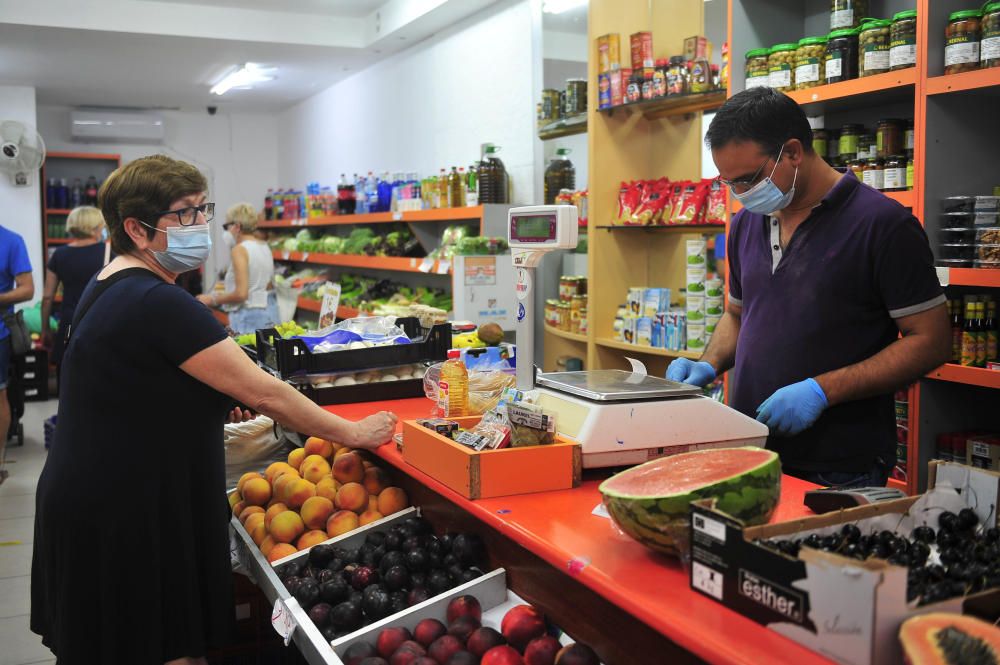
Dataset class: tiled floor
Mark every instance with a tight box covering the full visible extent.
[0,398,58,665]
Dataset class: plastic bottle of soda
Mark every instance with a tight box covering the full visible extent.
[438,350,469,417]
[85,176,99,206]
[264,189,274,220]
[70,178,83,207]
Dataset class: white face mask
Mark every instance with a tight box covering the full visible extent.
[731,144,798,215]
[141,222,213,272]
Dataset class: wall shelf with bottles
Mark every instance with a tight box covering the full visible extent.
[538,114,588,141]
[41,152,120,255]
[258,206,486,229]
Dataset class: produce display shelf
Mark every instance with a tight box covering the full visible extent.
[785,68,916,110]
[942,267,1000,288]
[595,337,701,359]
[294,297,362,320]
[600,90,727,120]
[45,208,72,215]
[926,68,1000,96]
[594,223,726,232]
[272,250,450,274]
[544,324,588,343]
[538,113,588,140]
[327,398,830,665]
[925,363,1000,390]
[258,206,484,229]
[45,238,72,245]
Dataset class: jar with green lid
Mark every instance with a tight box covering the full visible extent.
[981,3,1000,68]
[744,48,771,89]
[768,43,797,91]
[857,131,877,160]
[859,19,891,77]
[862,157,884,190]
[876,118,903,158]
[812,128,829,158]
[795,37,827,89]
[945,10,982,75]
[839,124,863,158]
[831,0,868,30]
[883,155,906,192]
[890,10,917,70]
[826,28,859,82]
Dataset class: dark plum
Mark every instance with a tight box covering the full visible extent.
[451,534,485,565]
[294,578,320,609]
[320,577,351,605]
[405,549,429,572]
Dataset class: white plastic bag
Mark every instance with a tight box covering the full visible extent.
[223,416,288,489]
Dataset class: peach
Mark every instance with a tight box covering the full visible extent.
[333,452,365,484]
[243,514,265,538]
[231,500,246,517]
[264,461,295,482]
[378,487,409,516]
[362,460,373,470]
[228,492,241,510]
[359,508,384,526]
[287,447,307,471]
[264,502,288,528]
[239,505,265,524]
[300,496,335,530]
[335,482,368,513]
[304,436,333,459]
[368,494,379,512]
[237,471,263,494]
[297,529,329,550]
[242,477,272,506]
[300,455,332,484]
[326,510,360,538]
[334,446,355,459]
[267,543,297,563]
[273,471,301,503]
[286,478,317,510]
[316,477,340,503]
[269,510,305,544]
[250,521,269,546]
[259,535,277,558]
[363,466,391,496]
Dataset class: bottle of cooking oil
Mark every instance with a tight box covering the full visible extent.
[544,148,576,204]
[438,350,469,417]
[448,167,464,208]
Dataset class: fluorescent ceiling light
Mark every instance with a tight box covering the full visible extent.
[210,63,277,96]
[542,0,586,14]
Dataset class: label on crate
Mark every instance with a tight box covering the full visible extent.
[691,561,725,601]
[270,599,297,645]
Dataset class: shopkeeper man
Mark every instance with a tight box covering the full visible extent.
[667,87,951,488]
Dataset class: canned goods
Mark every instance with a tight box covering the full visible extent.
[564,79,587,116]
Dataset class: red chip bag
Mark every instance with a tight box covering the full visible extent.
[671,181,709,224]
[616,181,641,225]
[704,178,727,224]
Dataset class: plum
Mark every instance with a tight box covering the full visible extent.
[446,595,482,624]
[467,627,506,657]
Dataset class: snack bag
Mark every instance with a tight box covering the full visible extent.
[704,178,727,224]
[663,181,688,224]
[616,181,641,225]
[671,181,710,224]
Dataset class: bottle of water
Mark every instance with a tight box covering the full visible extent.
[365,172,378,212]
[354,173,367,214]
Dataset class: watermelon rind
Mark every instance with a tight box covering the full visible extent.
[598,446,781,557]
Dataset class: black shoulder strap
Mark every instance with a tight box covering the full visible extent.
[67,268,152,343]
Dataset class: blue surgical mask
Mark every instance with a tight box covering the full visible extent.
[141,222,212,273]
[100,227,108,242]
[731,145,798,215]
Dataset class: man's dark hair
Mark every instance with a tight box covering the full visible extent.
[705,87,813,155]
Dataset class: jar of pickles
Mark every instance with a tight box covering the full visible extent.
[884,155,907,192]
[890,10,917,70]
[859,19,891,77]
[945,10,982,75]
[831,0,868,30]
[795,37,827,89]
[768,43,797,91]
[839,124,863,159]
[984,3,1000,68]
[745,48,771,89]
[826,28,859,82]
[876,118,903,158]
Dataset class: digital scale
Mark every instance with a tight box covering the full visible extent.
[508,205,768,468]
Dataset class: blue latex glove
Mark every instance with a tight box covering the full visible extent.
[756,378,828,436]
[666,358,716,387]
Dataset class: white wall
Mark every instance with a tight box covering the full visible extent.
[0,86,43,300]
[278,0,538,204]
[36,106,280,280]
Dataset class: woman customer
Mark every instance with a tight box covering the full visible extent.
[196,203,279,333]
[40,205,109,374]
[30,155,397,665]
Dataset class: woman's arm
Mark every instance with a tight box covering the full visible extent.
[180,337,397,448]
[40,269,59,344]
[196,245,249,307]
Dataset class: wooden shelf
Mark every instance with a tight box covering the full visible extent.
[594,337,700,359]
[594,223,726,232]
[926,69,1000,97]
[295,297,360,319]
[45,209,72,215]
[939,268,1000,288]
[785,68,917,109]
[926,364,1000,390]
[600,90,727,120]
[544,324,588,343]
[273,250,450,274]
[45,238,72,245]
[883,190,915,207]
[538,114,587,141]
[258,206,484,229]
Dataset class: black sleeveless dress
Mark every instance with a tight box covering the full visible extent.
[31,268,234,664]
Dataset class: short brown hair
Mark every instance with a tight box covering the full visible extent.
[98,154,208,254]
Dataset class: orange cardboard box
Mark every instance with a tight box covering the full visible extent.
[402,417,582,499]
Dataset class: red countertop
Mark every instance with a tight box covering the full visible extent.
[327,398,833,665]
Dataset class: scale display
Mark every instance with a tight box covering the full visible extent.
[510,214,556,243]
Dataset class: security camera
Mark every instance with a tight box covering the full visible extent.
[207,106,218,116]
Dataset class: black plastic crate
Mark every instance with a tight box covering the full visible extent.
[292,376,426,406]
[256,317,450,379]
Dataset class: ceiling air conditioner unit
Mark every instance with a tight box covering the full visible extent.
[70,110,165,143]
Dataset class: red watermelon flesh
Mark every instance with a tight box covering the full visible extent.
[601,446,777,496]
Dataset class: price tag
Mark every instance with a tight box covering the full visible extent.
[392,211,403,221]
[271,599,297,645]
[936,266,950,287]
[436,260,451,275]
[418,258,434,273]
[281,251,290,260]
[319,284,342,328]
[301,252,310,262]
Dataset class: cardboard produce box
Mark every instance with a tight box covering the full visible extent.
[688,462,1000,665]
[402,417,582,499]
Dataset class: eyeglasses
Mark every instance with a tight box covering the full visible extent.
[151,202,215,226]
[222,221,234,230]
[716,156,774,193]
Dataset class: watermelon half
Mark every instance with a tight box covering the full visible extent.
[598,446,781,557]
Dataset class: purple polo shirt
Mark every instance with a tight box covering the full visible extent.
[728,173,944,472]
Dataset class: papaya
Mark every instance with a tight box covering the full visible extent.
[900,613,1000,665]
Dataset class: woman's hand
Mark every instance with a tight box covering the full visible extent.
[351,411,399,449]
[195,293,215,307]
[228,406,256,423]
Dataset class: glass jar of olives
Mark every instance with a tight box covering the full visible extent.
[768,43,797,91]
[981,3,1000,69]
[794,37,827,89]
[826,28,859,82]
[890,10,917,71]
[831,0,868,30]
[945,10,982,75]
[745,48,771,89]
[859,19,891,77]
